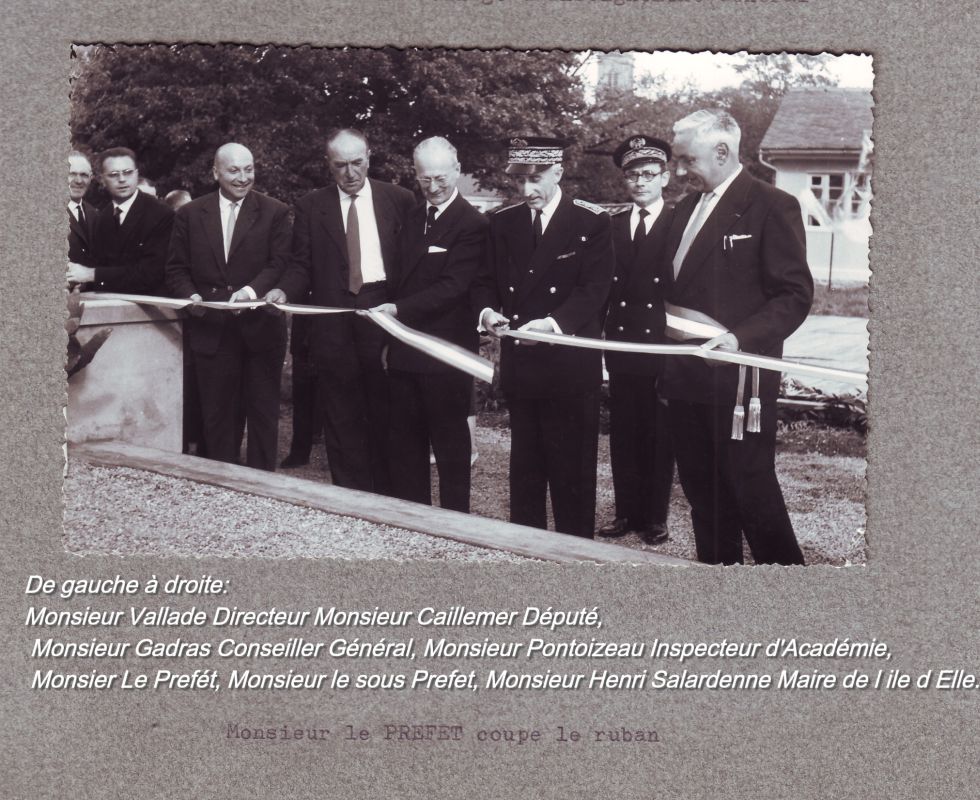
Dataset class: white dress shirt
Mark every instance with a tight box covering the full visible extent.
[426,188,459,229]
[678,165,743,243]
[69,201,86,223]
[218,192,257,299]
[630,197,665,238]
[112,191,139,225]
[339,180,385,283]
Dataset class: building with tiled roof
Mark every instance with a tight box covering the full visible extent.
[760,87,874,284]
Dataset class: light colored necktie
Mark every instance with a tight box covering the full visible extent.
[347,194,362,293]
[672,191,714,278]
[224,201,239,260]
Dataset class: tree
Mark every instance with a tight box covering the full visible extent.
[70,45,587,204]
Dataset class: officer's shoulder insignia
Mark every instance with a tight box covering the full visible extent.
[611,206,631,217]
[573,198,606,215]
[490,202,524,215]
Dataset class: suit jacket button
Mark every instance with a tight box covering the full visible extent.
[653,277,660,284]
[508,286,514,292]
[617,326,624,332]
[645,329,651,334]
[226,285,233,291]
[646,303,653,309]
[619,301,626,307]
[512,314,519,321]
[528,270,534,275]
[549,287,556,294]
[613,276,618,282]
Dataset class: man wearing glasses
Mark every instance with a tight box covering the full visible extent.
[598,135,676,546]
[67,147,174,295]
[371,136,488,512]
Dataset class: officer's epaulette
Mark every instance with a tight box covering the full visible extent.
[573,198,606,215]
[489,201,525,215]
[611,206,631,216]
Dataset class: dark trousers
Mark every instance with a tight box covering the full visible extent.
[388,369,473,512]
[507,391,600,539]
[193,319,287,472]
[316,283,390,494]
[285,328,321,462]
[668,398,804,566]
[608,372,674,527]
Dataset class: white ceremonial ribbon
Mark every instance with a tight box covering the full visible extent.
[85,293,493,382]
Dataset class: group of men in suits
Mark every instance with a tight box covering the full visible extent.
[68,108,813,566]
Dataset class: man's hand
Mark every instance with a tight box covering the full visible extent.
[66,263,95,285]
[480,309,510,338]
[229,288,253,304]
[515,317,558,347]
[264,288,287,305]
[187,293,206,318]
[370,303,398,317]
[699,332,739,367]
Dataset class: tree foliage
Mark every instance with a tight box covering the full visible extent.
[70,45,585,204]
[71,47,837,207]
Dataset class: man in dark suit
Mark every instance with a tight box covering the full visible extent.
[68,150,98,265]
[663,109,814,565]
[474,137,614,539]
[371,136,488,512]
[166,143,291,471]
[266,129,415,493]
[599,135,676,546]
[67,147,173,295]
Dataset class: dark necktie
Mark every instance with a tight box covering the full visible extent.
[113,205,122,229]
[347,194,362,294]
[425,205,438,235]
[532,209,543,246]
[76,203,86,226]
[634,208,649,244]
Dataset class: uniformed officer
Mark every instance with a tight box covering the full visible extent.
[473,136,614,538]
[598,135,676,545]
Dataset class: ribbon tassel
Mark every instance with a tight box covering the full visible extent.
[731,364,747,441]
[747,367,761,433]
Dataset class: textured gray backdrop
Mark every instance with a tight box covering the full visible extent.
[2,1,978,797]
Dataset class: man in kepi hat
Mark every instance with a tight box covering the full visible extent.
[598,135,676,546]
[473,136,614,539]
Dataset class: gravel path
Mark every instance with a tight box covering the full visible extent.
[65,420,865,566]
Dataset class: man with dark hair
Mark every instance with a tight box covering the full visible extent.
[474,136,614,539]
[266,129,415,493]
[664,109,814,565]
[67,150,98,266]
[371,136,488,512]
[166,143,291,471]
[67,146,173,294]
[599,134,676,546]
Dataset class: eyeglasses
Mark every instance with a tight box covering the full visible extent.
[625,169,664,183]
[104,169,136,180]
[417,176,452,188]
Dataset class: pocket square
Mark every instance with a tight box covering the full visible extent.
[556,250,577,261]
[428,245,447,254]
[723,234,753,251]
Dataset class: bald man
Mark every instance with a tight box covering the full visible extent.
[166,143,292,471]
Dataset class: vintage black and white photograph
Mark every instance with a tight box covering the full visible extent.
[63,45,872,567]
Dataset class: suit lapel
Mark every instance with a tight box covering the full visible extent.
[397,203,428,289]
[200,193,226,275]
[319,188,349,265]
[228,191,258,261]
[521,194,575,295]
[673,170,754,296]
[371,179,403,271]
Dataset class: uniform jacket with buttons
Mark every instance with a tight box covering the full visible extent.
[165,189,291,356]
[472,193,614,398]
[89,190,174,295]
[387,193,488,373]
[660,169,813,406]
[604,204,674,376]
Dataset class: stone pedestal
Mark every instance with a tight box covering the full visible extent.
[67,296,184,452]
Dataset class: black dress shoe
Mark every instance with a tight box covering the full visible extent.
[598,517,632,538]
[639,523,669,546]
[279,453,310,468]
